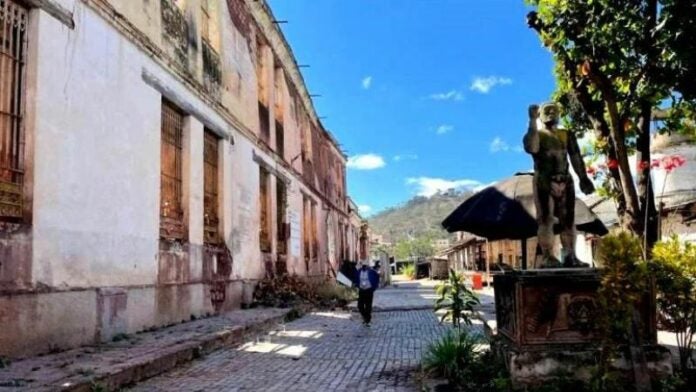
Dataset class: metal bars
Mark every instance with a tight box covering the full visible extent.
[160,100,185,240]
[259,167,271,252]
[203,129,219,244]
[0,0,27,220]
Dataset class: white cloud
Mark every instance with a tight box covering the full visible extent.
[347,153,386,170]
[490,137,510,152]
[428,90,464,101]
[361,76,372,90]
[393,154,419,162]
[470,76,512,94]
[490,137,523,153]
[358,205,372,215]
[406,177,483,197]
[436,124,454,135]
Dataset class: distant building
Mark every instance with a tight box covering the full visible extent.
[434,238,450,250]
[347,198,369,261]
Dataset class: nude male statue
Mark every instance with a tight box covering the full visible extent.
[523,102,595,268]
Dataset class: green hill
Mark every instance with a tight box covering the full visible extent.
[368,189,471,244]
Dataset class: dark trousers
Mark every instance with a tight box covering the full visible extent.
[358,289,374,323]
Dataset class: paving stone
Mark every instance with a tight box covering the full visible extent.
[129,309,471,391]
[0,308,290,391]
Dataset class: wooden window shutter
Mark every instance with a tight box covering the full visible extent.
[160,100,186,240]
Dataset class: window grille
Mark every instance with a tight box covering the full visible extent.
[0,0,28,221]
[160,100,186,240]
[259,167,271,252]
[258,102,270,144]
[276,178,287,254]
[275,120,284,158]
[311,202,318,261]
[200,0,210,44]
[303,196,311,264]
[203,129,220,244]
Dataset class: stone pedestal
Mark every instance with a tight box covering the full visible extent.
[493,269,671,386]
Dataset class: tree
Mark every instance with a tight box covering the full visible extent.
[651,236,696,372]
[434,269,481,329]
[526,0,696,257]
[393,236,436,261]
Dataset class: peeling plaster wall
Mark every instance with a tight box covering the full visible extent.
[31,5,161,288]
[0,0,349,358]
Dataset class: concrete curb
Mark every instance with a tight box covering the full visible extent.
[74,310,291,392]
[3,309,294,392]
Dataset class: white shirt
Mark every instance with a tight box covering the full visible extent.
[359,270,372,290]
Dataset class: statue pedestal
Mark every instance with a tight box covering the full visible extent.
[493,269,671,386]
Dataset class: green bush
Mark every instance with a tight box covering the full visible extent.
[594,231,659,390]
[423,330,509,391]
[422,329,481,383]
[595,231,650,346]
[435,269,480,329]
[652,235,696,372]
[401,263,416,280]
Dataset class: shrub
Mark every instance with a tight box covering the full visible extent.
[253,275,358,309]
[401,263,416,280]
[595,231,650,345]
[423,330,509,391]
[315,281,357,307]
[651,235,696,372]
[434,269,480,329]
[422,329,482,383]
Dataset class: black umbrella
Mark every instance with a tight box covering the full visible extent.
[442,173,608,267]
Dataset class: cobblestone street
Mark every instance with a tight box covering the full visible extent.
[129,309,449,392]
[126,278,467,392]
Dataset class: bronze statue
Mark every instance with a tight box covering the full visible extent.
[524,102,595,268]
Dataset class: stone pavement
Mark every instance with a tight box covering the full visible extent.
[348,277,439,312]
[129,277,489,392]
[128,310,457,392]
[0,308,291,391]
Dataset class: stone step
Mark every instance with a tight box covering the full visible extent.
[0,308,294,391]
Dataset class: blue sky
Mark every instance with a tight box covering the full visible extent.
[268,0,557,216]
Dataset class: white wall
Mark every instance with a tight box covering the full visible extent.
[25,2,320,289]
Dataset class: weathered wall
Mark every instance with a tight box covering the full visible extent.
[0,0,350,358]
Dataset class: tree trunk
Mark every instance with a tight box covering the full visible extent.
[637,105,659,258]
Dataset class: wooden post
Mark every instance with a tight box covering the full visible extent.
[521,238,528,270]
[485,239,490,286]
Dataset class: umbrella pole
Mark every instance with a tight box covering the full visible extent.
[521,238,528,270]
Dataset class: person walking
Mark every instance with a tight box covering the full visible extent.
[353,263,379,326]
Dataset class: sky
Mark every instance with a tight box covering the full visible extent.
[268,0,558,217]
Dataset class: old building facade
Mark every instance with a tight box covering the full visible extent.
[0,0,356,358]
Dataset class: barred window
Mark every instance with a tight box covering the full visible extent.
[276,178,287,255]
[203,129,220,244]
[311,201,318,261]
[259,167,271,252]
[258,102,269,144]
[275,119,284,159]
[0,0,28,221]
[303,196,311,264]
[160,100,186,240]
[200,0,211,44]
